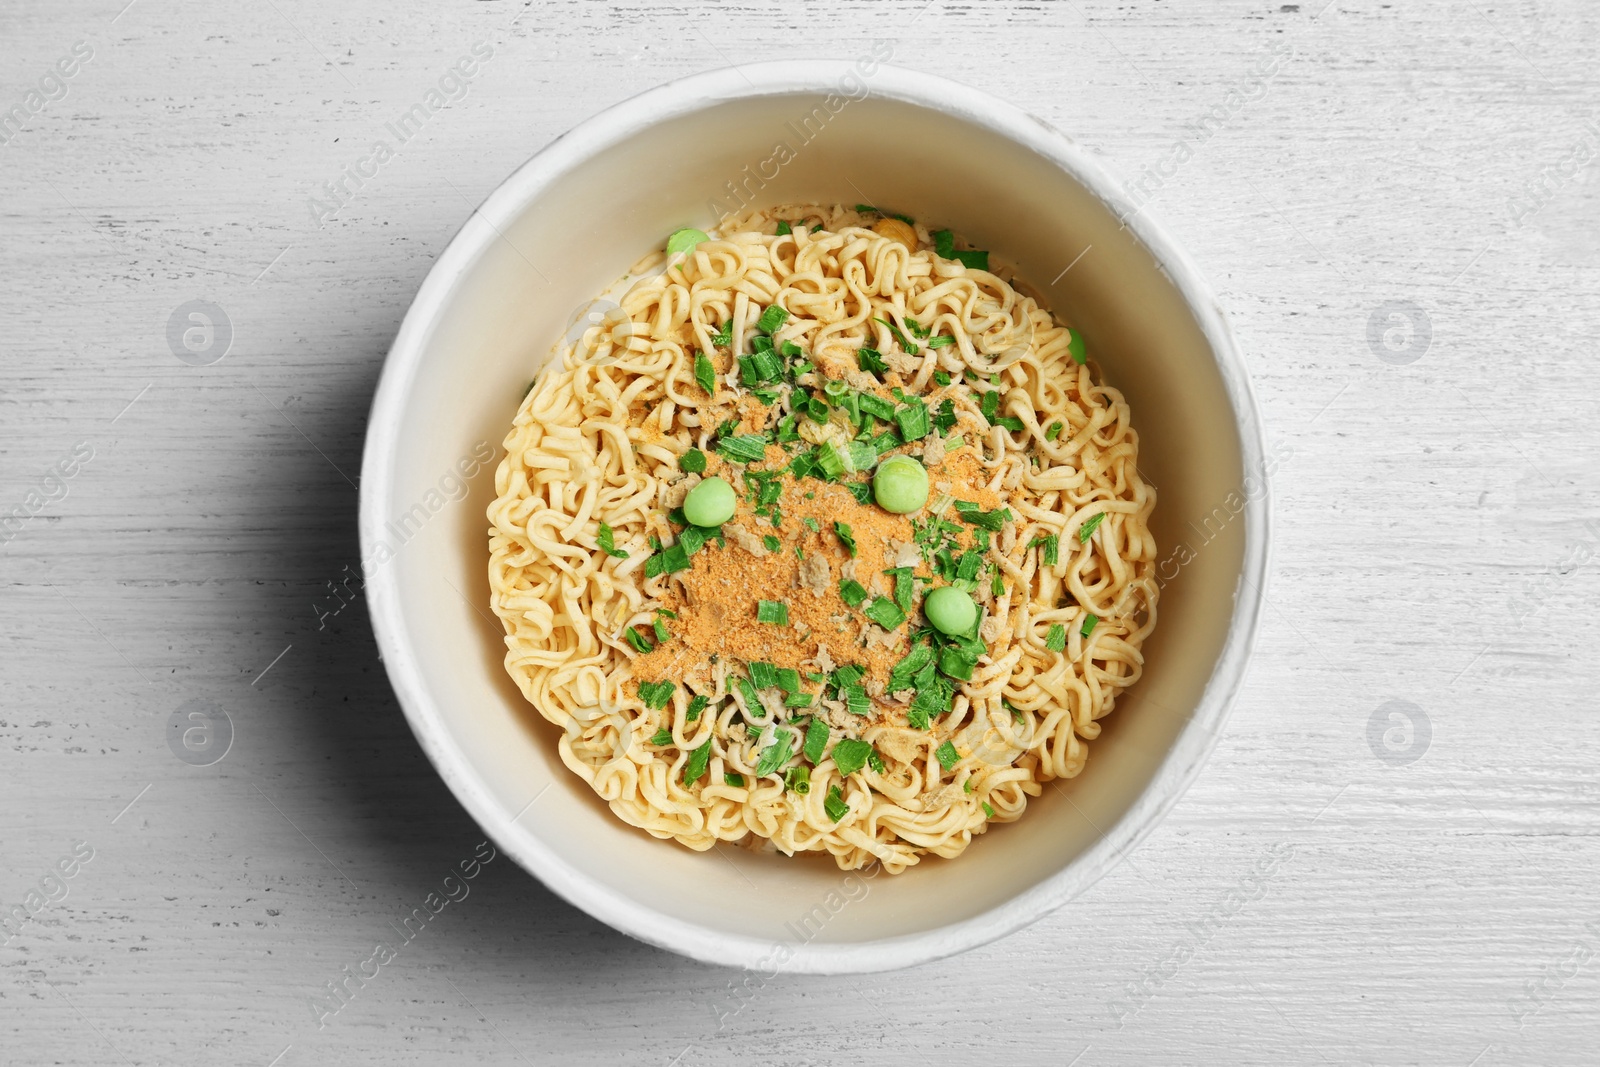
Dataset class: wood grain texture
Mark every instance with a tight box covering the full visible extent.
[2,0,1598,1063]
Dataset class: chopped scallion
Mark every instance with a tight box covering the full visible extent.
[954,503,1012,531]
[597,523,629,560]
[864,596,907,630]
[873,315,920,355]
[638,679,674,708]
[832,663,866,690]
[816,440,847,480]
[830,738,873,777]
[660,543,691,573]
[888,644,933,693]
[755,305,789,333]
[980,389,1001,425]
[678,525,710,557]
[885,567,914,614]
[716,434,769,464]
[858,393,896,421]
[694,352,717,395]
[834,521,858,557]
[685,739,712,784]
[894,399,930,442]
[755,730,793,777]
[803,717,828,763]
[738,350,783,386]
[824,785,849,822]
[937,646,976,681]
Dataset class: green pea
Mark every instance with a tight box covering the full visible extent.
[924,586,977,636]
[683,476,736,527]
[872,455,929,514]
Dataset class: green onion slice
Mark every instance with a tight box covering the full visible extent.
[666,228,709,257]
[597,523,629,560]
[716,434,769,464]
[1045,623,1066,652]
[755,730,793,777]
[830,738,873,777]
[685,739,712,784]
[834,522,858,557]
[1078,512,1105,542]
[824,785,849,822]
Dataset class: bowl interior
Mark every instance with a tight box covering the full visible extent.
[363,65,1259,971]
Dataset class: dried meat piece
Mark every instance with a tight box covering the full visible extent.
[798,551,831,597]
[724,523,769,558]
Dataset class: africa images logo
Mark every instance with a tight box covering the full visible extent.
[307,43,495,228]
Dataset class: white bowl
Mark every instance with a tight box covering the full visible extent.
[359,60,1269,974]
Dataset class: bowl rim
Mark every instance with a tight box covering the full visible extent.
[359,59,1271,974]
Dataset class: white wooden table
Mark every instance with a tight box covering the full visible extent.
[4,1,1597,1063]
